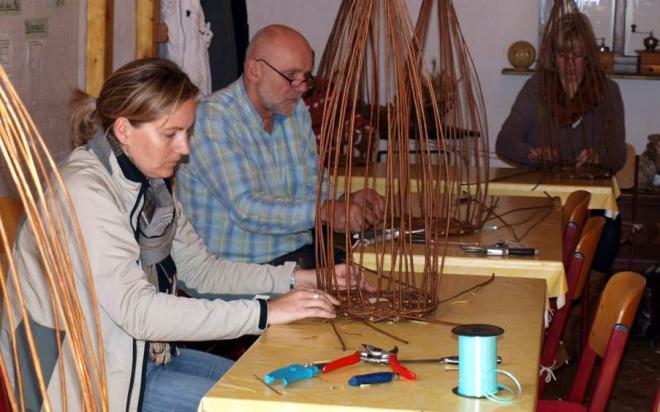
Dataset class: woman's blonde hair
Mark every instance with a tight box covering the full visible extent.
[70,58,199,147]
[553,12,598,57]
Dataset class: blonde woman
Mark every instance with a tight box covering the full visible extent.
[1,58,364,412]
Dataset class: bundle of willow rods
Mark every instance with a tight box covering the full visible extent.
[536,0,619,178]
[313,0,452,321]
[415,0,490,233]
[0,65,107,411]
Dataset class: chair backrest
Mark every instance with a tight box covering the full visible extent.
[567,271,646,412]
[562,190,591,229]
[572,216,606,301]
[562,190,591,267]
[588,271,645,356]
[0,196,24,253]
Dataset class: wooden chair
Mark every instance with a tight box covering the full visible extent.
[0,197,23,411]
[562,190,591,268]
[653,384,660,412]
[0,196,24,253]
[574,217,606,350]
[538,216,605,397]
[538,271,646,412]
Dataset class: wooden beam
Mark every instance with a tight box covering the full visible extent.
[136,0,160,59]
[86,0,113,97]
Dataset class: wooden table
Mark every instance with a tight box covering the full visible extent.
[352,195,567,300]
[199,274,546,412]
[334,165,620,213]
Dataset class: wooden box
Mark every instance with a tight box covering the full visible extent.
[638,51,660,75]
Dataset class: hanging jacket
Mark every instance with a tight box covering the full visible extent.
[161,0,214,95]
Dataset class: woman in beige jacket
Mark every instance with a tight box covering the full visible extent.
[1,58,363,412]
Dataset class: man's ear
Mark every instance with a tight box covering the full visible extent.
[113,117,132,145]
[244,58,260,82]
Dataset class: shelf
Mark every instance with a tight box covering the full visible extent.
[501,67,660,80]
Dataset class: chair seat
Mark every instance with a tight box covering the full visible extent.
[537,400,586,412]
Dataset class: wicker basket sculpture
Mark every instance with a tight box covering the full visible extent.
[415,0,491,234]
[312,0,454,322]
[536,0,622,178]
[0,65,107,410]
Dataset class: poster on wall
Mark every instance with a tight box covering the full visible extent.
[0,38,11,79]
[0,0,20,15]
[0,0,81,196]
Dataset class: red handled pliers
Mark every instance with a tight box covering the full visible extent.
[321,344,416,381]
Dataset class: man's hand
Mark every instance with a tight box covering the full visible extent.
[575,148,600,168]
[350,189,385,226]
[321,189,385,233]
[334,263,376,292]
[267,288,339,325]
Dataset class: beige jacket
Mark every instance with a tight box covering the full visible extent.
[1,139,292,411]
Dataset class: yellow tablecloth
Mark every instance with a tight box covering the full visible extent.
[199,274,546,412]
[486,168,620,213]
[352,196,567,300]
[334,166,620,213]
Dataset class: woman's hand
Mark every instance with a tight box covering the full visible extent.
[528,146,558,162]
[575,148,600,167]
[293,265,376,292]
[267,288,339,325]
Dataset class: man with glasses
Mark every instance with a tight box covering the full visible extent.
[176,24,384,269]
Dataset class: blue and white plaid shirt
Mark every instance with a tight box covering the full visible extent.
[176,77,322,263]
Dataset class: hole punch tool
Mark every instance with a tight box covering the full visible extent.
[399,355,502,364]
[461,242,537,256]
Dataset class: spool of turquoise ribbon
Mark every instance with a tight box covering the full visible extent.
[452,324,521,403]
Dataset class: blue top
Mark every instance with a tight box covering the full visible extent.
[176,77,323,263]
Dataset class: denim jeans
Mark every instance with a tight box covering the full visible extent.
[142,348,234,412]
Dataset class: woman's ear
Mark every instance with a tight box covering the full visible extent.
[113,117,132,146]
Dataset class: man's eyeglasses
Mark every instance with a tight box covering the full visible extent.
[256,59,315,88]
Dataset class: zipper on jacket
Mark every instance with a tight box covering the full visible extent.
[136,342,149,411]
[125,339,138,412]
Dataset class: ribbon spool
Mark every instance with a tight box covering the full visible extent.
[451,324,521,404]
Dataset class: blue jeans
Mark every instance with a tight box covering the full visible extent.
[142,348,234,412]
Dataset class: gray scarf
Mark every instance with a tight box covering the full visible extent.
[89,132,179,365]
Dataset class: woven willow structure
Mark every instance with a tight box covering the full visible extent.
[415,0,490,233]
[0,65,107,411]
[313,0,454,321]
[536,0,620,178]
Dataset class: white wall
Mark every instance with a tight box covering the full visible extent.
[246,0,660,164]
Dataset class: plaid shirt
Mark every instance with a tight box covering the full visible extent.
[176,77,321,263]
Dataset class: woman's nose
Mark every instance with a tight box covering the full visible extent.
[176,134,190,156]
